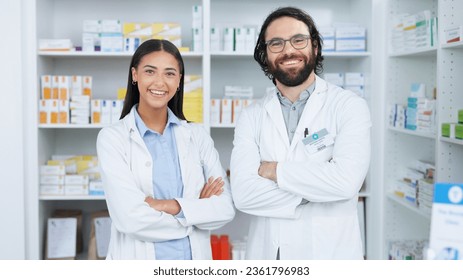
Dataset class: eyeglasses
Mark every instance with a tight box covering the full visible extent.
[265,34,311,53]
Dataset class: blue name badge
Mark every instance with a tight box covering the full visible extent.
[302,128,334,154]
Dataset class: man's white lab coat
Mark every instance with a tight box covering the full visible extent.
[231,76,371,259]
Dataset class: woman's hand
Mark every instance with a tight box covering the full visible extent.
[200,176,224,198]
[144,197,181,216]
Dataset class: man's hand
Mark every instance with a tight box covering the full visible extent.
[258,161,278,182]
[144,196,181,216]
[200,176,224,198]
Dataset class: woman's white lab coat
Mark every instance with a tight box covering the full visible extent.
[97,106,235,259]
[231,76,371,259]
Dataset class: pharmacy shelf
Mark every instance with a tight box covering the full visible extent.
[211,51,371,58]
[388,126,436,139]
[24,0,382,260]
[39,124,107,129]
[38,51,203,58]
[389,46,438,57]
[323,51,371,57]
[39,195,105,200]
[440,137,463,146]
[386,193,431,220]
[210,124,235,128]
[441,41,463,49]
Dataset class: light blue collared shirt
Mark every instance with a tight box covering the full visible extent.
[134,107,192,260]
[276,82,316,144]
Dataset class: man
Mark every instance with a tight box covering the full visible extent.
[230,7,371,259]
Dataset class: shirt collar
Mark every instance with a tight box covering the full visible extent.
[276,81,316,105]
[134,105,180,136]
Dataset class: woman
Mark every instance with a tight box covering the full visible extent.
[97,39,235,260]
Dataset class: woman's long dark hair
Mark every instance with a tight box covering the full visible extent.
[120,39,187,120]
[254,6,324,82]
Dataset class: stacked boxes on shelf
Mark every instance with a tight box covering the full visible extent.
[389,240,428,260]
[191,5,203,52]
[441,109,463,140]
[39,74,124,125]
[40,155,103,197]
[210,85,254,126]
[390,10,438,53]
[39,75,92,125]
[389,83,436,132]
[42,4,204,53]
[210,25,257,53]
[390,159,435,215]
[319,24,367,52]
[324,72,366,98]
[444,26,462,44]
[183,75,203,123]
[123,22,182,50]
[335,26,366,52]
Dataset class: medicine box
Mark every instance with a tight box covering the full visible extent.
[39,39,72,51]
[83,20,102,33]
[221,99,232,125]
[244,27,256,53]
[51,76,59,99]
[82,76,92,97]
[41,75,52,99]
[40,175,65,185]
[456,124,463,139]
[445,26,462,44]
[58,100,69,124]
[232,99,243,124]
[58,76,70,100]
[324,73,344,87]
[71,76,83,96]
[91,99,102,124]
[89,181,104,196]
[65,184,89,196]
[223,27,234,52]
[441,123,450,137]
[344,73,365,86]
[235,27,246,52]
[192,5,202,29]
[49,100,59,124]
[210,26,221,52]
[65,175,89,185]
[40,185,65,196]
[39,99,49,124]
[40,165,66,176]
[210,99,220,126]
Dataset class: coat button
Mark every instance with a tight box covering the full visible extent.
[145,161,151,167]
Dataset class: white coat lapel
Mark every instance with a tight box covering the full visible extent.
[264,94,290,147]
[174,124,193,196]
[289,79,328,152]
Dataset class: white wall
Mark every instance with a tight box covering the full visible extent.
[0,0,26,259]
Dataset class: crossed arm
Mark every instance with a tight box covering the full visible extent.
[144,176,225,215]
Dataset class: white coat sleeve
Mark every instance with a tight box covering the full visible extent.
[230,106,303,218]
[277,97,371,202]
[97,127,191,243]
[176,128,235,230]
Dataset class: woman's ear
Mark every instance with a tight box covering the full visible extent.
[131,67,137,82]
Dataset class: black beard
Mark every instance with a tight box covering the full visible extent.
[269,54,316,87]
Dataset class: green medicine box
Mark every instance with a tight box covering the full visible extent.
[456,123,463,139]
[442,123,450,137]
[459,109,463,124]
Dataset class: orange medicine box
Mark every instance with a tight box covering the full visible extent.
[41,75,52,99]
